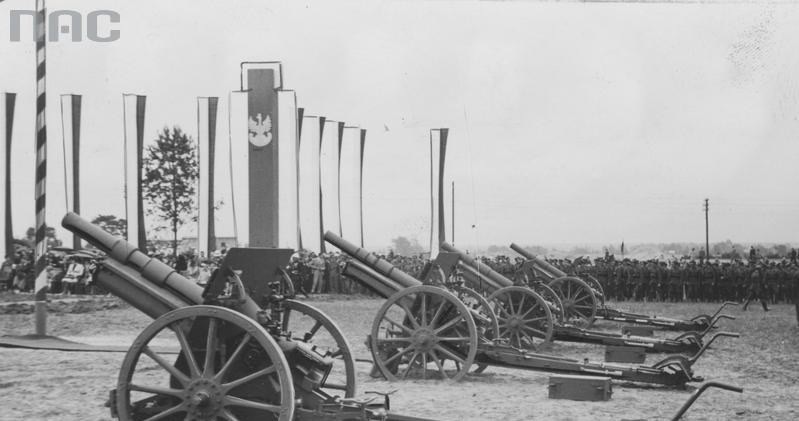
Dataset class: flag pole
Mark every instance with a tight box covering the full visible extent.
[33,0,48,336]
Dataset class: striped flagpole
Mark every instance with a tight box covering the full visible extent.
[33,0,48,335]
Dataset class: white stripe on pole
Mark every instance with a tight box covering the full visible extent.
[320,119,341,244]
[228,91,249,247]
[122,94,141,248]
[298,116,323,253]
[277,90,299,250]
[339,126,362,246]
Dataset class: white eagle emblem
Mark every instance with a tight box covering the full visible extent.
[248,113,273,147]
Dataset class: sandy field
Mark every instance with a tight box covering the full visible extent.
[1,296,797,421]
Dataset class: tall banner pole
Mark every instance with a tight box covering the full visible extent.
[0,93,15,263]
[33,0,48,336]
[359,129,366,247]
[336,122,345,237]
[122,94,147,249]
[197,97,218,259]
[242,62,282,247]
[60,94,81,249]
[429,128,448,257]
[318,117,326,253]
[296,107,304,250]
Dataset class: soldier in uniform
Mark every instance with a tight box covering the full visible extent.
[742,264,769,311]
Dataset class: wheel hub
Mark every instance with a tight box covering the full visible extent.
[411,328,438,352]
[185,378,223,417]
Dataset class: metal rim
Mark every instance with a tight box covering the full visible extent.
[370,285,478,381]
[282,299,356,397]
[548,276,598,328]
[117,305,295,421]
[488,286,554,350]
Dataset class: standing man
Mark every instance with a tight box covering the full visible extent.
[743,263,769,311]
[309,253,325,294]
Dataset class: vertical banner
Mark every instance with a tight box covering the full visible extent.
[298,116,324,253]
[60,94,81,249]
[296,107,304,250]
[277,90,299,250]
[228,91,249,246]
[339,126,362,247]
[242,62,282,247]
[359,129,367,247]
[0,93,15,262]
[429,128,448,257]
[197,97,218,259]
[123,94,147,249]
[320,119,341,247]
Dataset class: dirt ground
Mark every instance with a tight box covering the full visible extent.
[1,296,797,421]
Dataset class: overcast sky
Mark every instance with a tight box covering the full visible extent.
[1,0,799,250]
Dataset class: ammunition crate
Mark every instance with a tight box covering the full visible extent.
[548,375,612,401]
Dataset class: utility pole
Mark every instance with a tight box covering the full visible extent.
[704,198,710,259]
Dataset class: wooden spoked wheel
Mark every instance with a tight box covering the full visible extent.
[370,285,478,382]
[488,286,554,350]
[528,283,566,324]
[549,276,598,328]
[117,305,294,421]
[280,299,356,398]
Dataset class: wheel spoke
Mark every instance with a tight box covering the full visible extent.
[401,352,420,380]
[143,346,190,386]
[522,325,547,338]
[429,350,449,380]
[128,383,184,398]
[304,321,323,341]
[223,365,277,391]
[223,395,282,413]
[399,302,421,329]
[437,337,471,342]
[220,409,243,421]
[172,325,201,378]
[204,318,218,376]
[516,294,526,314]
[429,300,448,328]
[382,316,414,335]
[421,352,428,380]
[420,293,428,327]
[520,303,540,318]
[383,345,415,366]
[434,315,464,335]
[433,344,465,364]
[375,337,413,343]
[524,316,549,324]
[141,403,187,421]
[214,334,252,382]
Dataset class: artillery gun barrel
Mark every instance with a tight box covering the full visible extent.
[510,243,566,278]
[61,212,263,318]
[440,242,513,288]
[343,260,412,298]
[325,231,421,289]
[457,261,505,293]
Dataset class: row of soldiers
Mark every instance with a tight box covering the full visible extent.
[565,258,797,304]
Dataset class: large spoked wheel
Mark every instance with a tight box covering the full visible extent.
[451,286,499,375]
[370,285,478,382]
[281,299,356,397]
[549,276,598,328]
[529,283,566,323]
[581,274,605,306]
[488,286,554,350]
[117,305,294,421]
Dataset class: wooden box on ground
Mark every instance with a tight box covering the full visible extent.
[622,326,655,337]
[605,345,647,363]
[547,375,612,401]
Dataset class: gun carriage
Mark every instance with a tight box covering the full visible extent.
[509,243,737,331]
[62,212,435,421]
[436,243,732,355]
[326,232,734,387]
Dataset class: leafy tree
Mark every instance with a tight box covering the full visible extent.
[91,214,128,238]
[142,126,198,259]
[25,225,62,249]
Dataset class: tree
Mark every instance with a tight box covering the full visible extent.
[142,126,198,259]
[25,225,62,249]
[91,214,127,238]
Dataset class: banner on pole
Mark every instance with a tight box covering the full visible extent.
[298,115,324,253]
[430,128,448,257]
[339,126,362,248]
[242,62,282,247]
[123,94,146,249]
[197,97,218,259]
[277,90,299,250]
[229,91,249,247]
[0,93,15,262]
[320,119,341,248]
[60,94,81,249]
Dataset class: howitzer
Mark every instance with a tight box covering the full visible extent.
[62,212,437,421]
[438,242,718,355]
[327,232,735,386]
[509,243,737,331]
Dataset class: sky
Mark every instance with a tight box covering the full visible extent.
[1,0,799,251]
